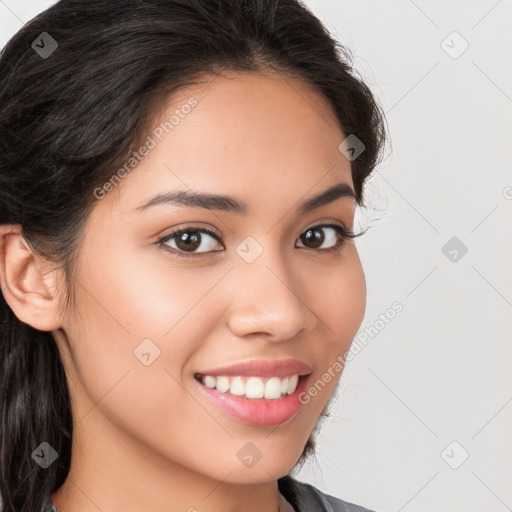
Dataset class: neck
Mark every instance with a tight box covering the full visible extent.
[51,411,287,512]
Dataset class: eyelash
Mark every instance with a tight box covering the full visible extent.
[155,223,359,260]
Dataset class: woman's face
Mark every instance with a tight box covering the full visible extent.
[54,70,366,490]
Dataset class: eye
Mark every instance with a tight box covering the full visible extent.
[157,226,223,259]
[156,223,357,260]
[296,223,356,252]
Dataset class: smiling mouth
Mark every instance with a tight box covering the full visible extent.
[194,372,305,400]
[193,371,312,427]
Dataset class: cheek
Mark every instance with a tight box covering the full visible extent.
[63,253,226,465]
[290,248,366,420]
[66,244,226,393]
[77,241,221,344]
[319,247,366,351]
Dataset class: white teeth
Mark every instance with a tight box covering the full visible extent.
[204,375,217,389]
[280,377,289,395]
[246,377,264,398]
[287,375,299,395]
[229,376,245,396]
[197,374,301,400]
[216,376,230,393]
[265,377,283,399]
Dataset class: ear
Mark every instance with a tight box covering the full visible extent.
[0,224,65,331]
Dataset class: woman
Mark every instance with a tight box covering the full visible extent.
[0,0,387,511]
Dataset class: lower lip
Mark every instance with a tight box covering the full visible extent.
[195,374,311,427]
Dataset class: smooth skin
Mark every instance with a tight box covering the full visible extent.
[0,70,366,512]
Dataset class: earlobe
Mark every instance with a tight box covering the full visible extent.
[0,224,64,331]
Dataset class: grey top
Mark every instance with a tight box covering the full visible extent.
[45,475,375,512]
[278,475,375,512]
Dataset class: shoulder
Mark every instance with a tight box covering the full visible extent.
[278,475,376,512]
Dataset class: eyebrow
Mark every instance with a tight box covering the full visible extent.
[133,182,355,216]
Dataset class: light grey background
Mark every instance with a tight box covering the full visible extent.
[1,1,511,511]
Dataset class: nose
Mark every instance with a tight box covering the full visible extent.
[226,246,318,343]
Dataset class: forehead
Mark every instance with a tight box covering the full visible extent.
[98,70,353,216]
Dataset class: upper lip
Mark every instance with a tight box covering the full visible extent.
[196,359,313,378]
